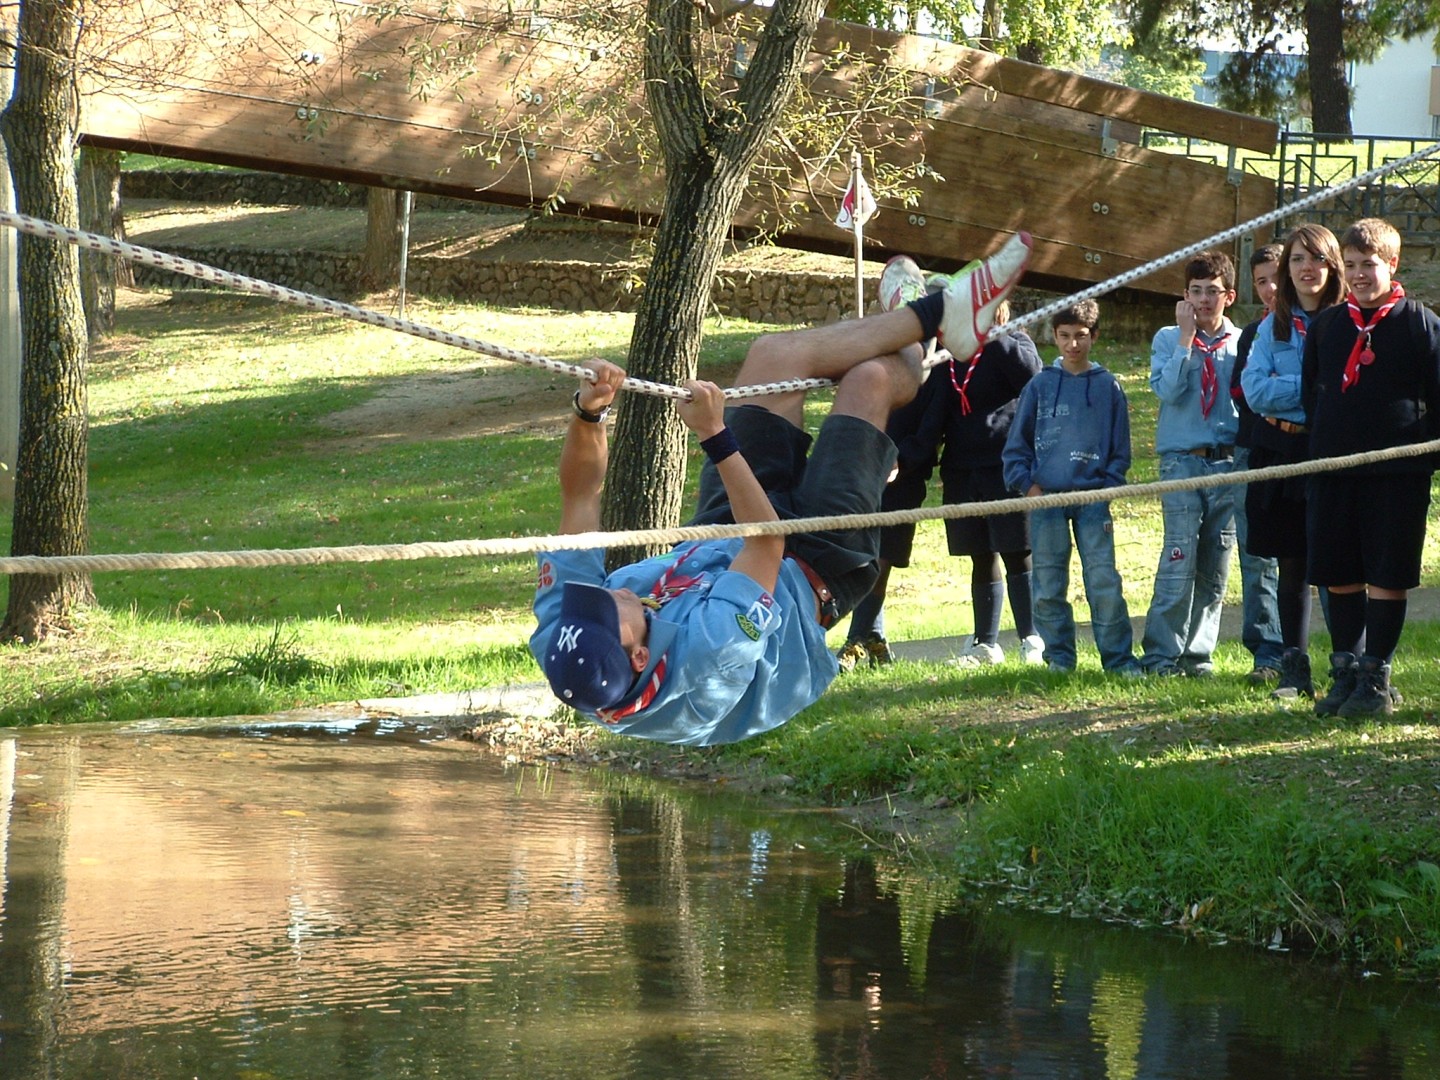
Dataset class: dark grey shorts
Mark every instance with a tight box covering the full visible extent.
[941,466,1030,556]
[690,405,898,617]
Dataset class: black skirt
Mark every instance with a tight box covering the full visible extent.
[1244,427,1309,559]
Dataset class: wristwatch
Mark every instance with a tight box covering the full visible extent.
[572,389,610,424]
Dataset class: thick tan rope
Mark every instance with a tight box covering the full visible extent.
[3,440,1435,575]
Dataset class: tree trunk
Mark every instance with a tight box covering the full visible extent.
[77,144,128,340]
[1,0,94,643]
[602,0,825,558]
[1305,0,1351,135]
[978,0,1002,51]
[362,186,401,290]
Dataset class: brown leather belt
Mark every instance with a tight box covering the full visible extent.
[1264,416,1309,435]
[788,555,839,628]
[1185,444,1234,460]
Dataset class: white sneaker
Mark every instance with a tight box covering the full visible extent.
[951,637,1005,667]
[937,231,1032,359]
[878,254,927,312]
[1019,634,1045,665]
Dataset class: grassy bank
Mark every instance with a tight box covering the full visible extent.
[4,289,1440,974]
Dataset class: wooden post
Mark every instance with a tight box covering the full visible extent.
[850,152,864,318]
[397,189,413,318]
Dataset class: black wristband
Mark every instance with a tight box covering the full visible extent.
[572,389,610,423]
[700,427,740,465]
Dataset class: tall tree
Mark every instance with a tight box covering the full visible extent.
[1132,0,1440,133]
[600,0,827,548]
[362,185,403,291]
[77,144,129,338]
[1305,0,1352,133]
[2,0,94,643]
[363,1,934,547]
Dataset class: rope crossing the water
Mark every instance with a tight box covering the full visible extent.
[2,439,1435,576]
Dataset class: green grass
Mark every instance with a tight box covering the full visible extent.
[5,289,1440,972]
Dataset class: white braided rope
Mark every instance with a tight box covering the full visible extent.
[0,209,832,402]
[4,439,1435,575]
[4,137,1439,401]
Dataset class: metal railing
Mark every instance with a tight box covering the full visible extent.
[1272,132,1440,244]
[1142,130,1440,246]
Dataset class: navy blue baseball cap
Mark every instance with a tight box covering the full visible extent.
[541,583,637,713]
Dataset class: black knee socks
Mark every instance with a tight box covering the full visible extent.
[1276,558,1311,652]
[1325,589,1367,655]
[1364,597,1407,663]
[973,579,1003,645]
[1006,569,1036,639]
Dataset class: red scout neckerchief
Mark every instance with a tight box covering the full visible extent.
[1292,315,1308,342]
[1342,282,1405,392]
[598,545,705,722]
[1193,330,1230,418]
[949,349,983,416]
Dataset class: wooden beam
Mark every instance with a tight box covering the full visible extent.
[806,22,1279,154]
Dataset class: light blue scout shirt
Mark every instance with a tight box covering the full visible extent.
[1240,310,1311,425]
[1150,319,1240,453]
[531,541,836,746]
[1002,361,1131,494]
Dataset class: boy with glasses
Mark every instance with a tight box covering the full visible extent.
[1139,251,1241,677]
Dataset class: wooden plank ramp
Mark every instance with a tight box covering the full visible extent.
[75,1,1278,297]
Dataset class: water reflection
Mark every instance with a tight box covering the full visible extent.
[0,720,1435,1079]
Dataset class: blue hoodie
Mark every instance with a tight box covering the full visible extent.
[1003,361,1131,493]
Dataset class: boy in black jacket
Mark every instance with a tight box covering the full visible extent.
[1302,218,1440,715]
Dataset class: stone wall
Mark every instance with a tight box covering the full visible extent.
[128,246,878,325]
[123,169,1171,336]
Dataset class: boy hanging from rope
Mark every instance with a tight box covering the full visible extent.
[531,232,1031,744]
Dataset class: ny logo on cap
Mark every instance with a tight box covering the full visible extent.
[557,624,583,651]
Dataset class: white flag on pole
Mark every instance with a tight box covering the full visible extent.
[834,170,877,230]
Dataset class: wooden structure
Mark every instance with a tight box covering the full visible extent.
[75,2,1279,296]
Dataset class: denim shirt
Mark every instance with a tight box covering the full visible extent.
[1150,319,1240,453]
[1239,310,1310,425]
[532,543,835,746]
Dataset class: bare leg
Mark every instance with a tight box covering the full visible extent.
[729,308,927,423]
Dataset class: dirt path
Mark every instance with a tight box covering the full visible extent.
[314,362,570,451]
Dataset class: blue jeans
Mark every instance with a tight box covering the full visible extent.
[1031,503,1137,672]
[1232,446,1283,670]
[1141,452,1236,670]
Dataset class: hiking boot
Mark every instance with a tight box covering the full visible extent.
[864,634,895,667]
[835,640,869,674]
[1314,651,1357,717]
[1246,664,1282,686]
[836,633,893,673]
[1338,655,1395,717]
[937,231,1032,360]
[1270,648,1314,700]
[878,255,927,312]
[1018,634,1046,665]
[951,637,1005,667]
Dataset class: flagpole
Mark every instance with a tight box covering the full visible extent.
[850,151,864,319]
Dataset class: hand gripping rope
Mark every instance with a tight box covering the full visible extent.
[2,139,1440,574]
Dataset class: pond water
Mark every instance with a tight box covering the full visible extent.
[1,718,1436,1080]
